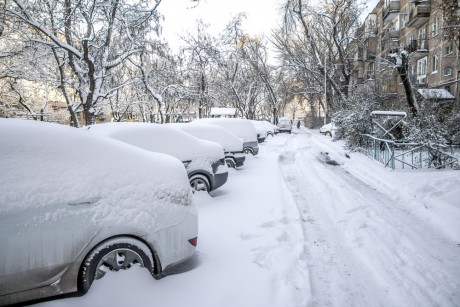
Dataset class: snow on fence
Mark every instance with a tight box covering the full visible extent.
[360,134,460,170]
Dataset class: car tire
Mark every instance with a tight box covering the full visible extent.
[189,174,210,192]
[244,147,254,155]
[225,158,236,169]
[78,237,153,294]
[325,131,332,137]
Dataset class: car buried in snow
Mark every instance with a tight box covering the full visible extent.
[0,119,198,306]
[85,122,228,193]
[194,118,260,156]
[319,122,337,137]
[250,120,269,143]
[169,122,246,169]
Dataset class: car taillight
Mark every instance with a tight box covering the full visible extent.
[188,237,198,246]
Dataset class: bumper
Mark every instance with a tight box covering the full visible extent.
[226,152,246,167]
[210,171,228,191]
[243,141,259,156]
[234,155,245,167]
[147,207,198,274]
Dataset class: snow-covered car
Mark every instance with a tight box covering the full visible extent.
[250,120,269,143]
[260,120,277,136]
[319,122,336,137]
[195,118,259,156]
[277,117,292,134]
[169,122,246,169]
[85,122,228,193]
[0,119,198,306]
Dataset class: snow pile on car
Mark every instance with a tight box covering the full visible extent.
[194,118,258,143]
[0,119,194,227]
[85,122,225,175]
[169,122,244,153]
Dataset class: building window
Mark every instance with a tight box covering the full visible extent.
[431,17,439,37]
[444,67,452,76]
[445,44,453,55]
[432,55,438,73]
[417,57,427,84]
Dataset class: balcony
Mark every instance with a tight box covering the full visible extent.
[405,39,429,59]
[406,3,431,28]
[382,1,400,21]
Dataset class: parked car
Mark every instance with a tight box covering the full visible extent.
[277,117,292,134]
[260,120,277,136]
[195,118,259,156]
[250,120,269,142]
[0,119,198,306]
[85,123,228,193]
[169,122,246,169]
[319,122,336,137]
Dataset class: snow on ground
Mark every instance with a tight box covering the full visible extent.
[36,128,460,307]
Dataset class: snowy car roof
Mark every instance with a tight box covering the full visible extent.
[169,122,244,153]
[0,119,193,216]
[85,122,225,172]
[194,118,258,143]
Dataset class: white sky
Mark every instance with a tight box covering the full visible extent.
[158,0,382,52]
[157,0,284,51]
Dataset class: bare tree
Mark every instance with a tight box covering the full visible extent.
[275,0,363,120]
[181,20,220,119]
[3,0,164,126]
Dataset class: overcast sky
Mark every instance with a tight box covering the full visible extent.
[158,0,381,52]
[157,0,284,51]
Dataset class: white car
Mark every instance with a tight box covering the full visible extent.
[195,118,259,155]
[86,123,228,193]
[277,117,292,134]
[260,120,277,136]
[169,122,246,169]
[250,120,269,143]
[0,119,198,306]
[319,122,336,137]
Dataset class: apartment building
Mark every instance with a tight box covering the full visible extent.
[350,0,459,105]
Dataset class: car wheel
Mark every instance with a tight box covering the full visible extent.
[244,147,253,155]
[78,237,153,294]
[189,174,210,192]
[225,158,236,169]
[325,131,332,137]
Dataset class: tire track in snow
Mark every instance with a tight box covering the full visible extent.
[277,132,460,307]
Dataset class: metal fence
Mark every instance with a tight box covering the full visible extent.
[360,134,460,170]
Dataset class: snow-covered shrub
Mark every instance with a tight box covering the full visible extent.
[444,104,460,145]
[333,95,380,149]
[402,113,447,144]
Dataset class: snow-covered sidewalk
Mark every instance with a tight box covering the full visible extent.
[37,128,460,307]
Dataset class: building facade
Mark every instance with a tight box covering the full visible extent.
[350,0,459,104]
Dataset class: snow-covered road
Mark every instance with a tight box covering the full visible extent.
[278,131,460,306]
[37,129,460,307]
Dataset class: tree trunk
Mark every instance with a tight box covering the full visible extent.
[396,53,419,117]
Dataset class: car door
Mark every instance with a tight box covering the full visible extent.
[0,202,98,296]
